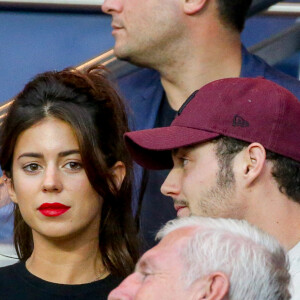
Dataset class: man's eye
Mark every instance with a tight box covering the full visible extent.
[64,161,82,170]
[180,158,189,167]
[23,163,41,172]
[141,272,151,281]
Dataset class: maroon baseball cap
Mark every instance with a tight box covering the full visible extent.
[124,77,300,170]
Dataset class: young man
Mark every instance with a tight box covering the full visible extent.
[108,217,290,300]
[124,77,300,298]
[102,0,300,248]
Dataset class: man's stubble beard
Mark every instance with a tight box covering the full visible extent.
[196,160,239,218]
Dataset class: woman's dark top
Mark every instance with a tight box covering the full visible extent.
[0,262,122,300]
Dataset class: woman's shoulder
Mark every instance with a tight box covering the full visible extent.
[0,261,22,276]
[0,262,28,299]
[0,264,123,300]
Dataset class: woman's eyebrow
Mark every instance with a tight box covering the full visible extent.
[17,152,43,160]
[17,149,80,160]
[58,149,80,157]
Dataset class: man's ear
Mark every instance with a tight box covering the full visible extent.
[0,175,12,207]
[242,143,266,187]
[3,173,17,204]
[182,0,208,15]
[192,272,229,300]
[110,161,126,190]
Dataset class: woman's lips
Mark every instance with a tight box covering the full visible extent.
[38,203,70,217]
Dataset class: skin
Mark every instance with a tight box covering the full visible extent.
[108,227,228,300]
[6,117,125,284]
[8,117,102,241]
[102,0,242,110]
[101,0,184,69]
[161,142,246,219]
[161,140,300,251]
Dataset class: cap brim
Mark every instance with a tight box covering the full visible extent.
[125,126,220,169]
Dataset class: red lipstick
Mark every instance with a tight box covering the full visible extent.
[38,203,70,217]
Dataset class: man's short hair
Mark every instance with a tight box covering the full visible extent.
[157,217,290,300]
[217,0,253,32]
[214,136,300,203]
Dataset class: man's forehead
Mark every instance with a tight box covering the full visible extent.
[172,145,196,156]
[160,226,198,248]
[171,141,215,157]
[136,227,196,270]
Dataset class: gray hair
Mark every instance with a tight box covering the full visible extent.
[156,217,290,300]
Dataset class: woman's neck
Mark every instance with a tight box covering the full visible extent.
[26,233,108,284]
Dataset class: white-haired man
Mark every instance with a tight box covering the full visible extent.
[108,217,290,300]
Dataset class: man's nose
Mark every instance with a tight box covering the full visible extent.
[160,168,181,197]
[102,0,123,14]
[42,167,63,193]
[108,273,138,300]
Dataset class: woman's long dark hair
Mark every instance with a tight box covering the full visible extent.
[0,66,139,277]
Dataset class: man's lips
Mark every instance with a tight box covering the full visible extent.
[112,24,123,29]
[174,205,187,212]
[38,203,70,217]
[174,203,190,217]
[111,20,124,29]
[111,23,124,34]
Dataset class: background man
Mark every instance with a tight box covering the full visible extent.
[101,0,300,248]
[0,177,13,253]
[108,217,290,300]
[124,77,300,298]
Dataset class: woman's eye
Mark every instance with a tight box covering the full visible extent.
[23,163,41,172]
[64,161,82,170]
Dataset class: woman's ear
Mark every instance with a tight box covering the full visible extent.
[242,143,266,186]
[2,173,17,204]
[183,0,208,15]
[110,161,126,190]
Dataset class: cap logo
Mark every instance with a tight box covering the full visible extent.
[232,115,249,127]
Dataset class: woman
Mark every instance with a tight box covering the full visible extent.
[0,67,139,299]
